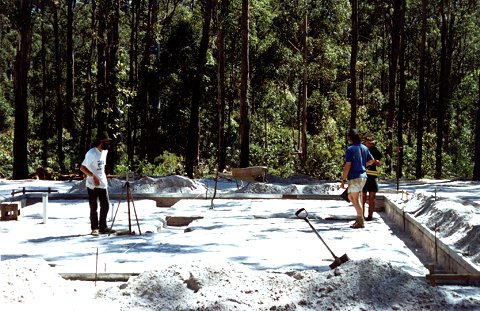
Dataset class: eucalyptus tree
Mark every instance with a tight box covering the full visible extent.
[416,0,428,179]
[12,0,33,179]
[433,0,479,178]
[51,1,66,173]
[66,0,75,137]
[216,0,229,172]
[268,4,350,140]
[349,0,358,129]
[39,0,48,168]
[474,73,480,180]
[446,0,480,178]
[185,0,214,177]
[435,0,454,179]
[239,0,250,168]
[396,0,406,180]
[77,0,97,160]
[384,0,404,176]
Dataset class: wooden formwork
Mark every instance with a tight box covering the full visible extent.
[383,196,480,276]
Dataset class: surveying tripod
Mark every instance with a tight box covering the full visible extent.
[109,179,142,235]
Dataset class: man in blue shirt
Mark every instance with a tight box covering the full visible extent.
[340,129,374,229]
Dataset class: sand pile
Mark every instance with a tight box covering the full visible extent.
[68,175,207,194]
[4,257,477,310]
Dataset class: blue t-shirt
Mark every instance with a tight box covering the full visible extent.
[345,143,373,180]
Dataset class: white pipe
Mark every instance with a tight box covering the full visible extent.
[42,192,48,224]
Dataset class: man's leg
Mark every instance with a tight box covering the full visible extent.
[348,178,367,228]
[87,188,99,231]
[362,191,367,217]
[97,188,110,230]
[367,192,376,219]
[348,191,363,218]
[365,176,378,220]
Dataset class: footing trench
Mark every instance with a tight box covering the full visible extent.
[382,196,480,286]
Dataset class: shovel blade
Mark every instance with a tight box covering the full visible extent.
[328,254,350,269]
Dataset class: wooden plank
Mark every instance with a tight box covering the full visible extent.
[426,274,480,286]
[60,272,139,282]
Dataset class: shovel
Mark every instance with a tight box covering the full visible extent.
[295,208,350,269]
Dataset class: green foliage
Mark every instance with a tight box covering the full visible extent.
[134,151,184,177]
[304,131,345,180]
[249,125,298,177]
[0,92,13,131]
[0,127,13,177]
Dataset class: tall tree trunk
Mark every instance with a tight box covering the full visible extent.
[349,0,358,129]
[96,0,109,132]
[416,0,427,179]
[65,0,75,140]
[106,0,120,174]
[435,0,455,179]
[386,0,402,176]
[12,0,33,179]
[217,0,228,172]
[473,73,480,180]
[300,11,308,165]
[53,3,66,173]
[138,0,158,160]
[380,5,388,96]
[80,0,97,158]
[185,0,214,177]
[239,0,250,168]
[127,0,140,167]
[40,0,48,168]
[396,0,406,180]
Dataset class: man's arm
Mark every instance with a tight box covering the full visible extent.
[366,158,375,167]
[80,165,93,177]
[341,162,351,189]
[366,150,375,167]
[80,164,100,186]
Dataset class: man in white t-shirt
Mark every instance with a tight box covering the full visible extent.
[80,131,114,236]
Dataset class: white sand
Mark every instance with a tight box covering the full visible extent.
[1,176,480,310]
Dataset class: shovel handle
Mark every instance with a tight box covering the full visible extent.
[295,208,308,219]
[295,207,338,259]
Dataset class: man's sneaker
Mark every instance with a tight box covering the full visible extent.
[99,228,116,234]
[91,229,99,236]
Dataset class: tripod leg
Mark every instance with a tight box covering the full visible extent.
[127,188,142,235]
[109,199,122,234]
[127,191,132,234]
[109,188,125,235]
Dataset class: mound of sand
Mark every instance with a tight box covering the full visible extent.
[68,175,206,194]
[4,257,477,310]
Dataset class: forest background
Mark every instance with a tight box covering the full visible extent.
[0,0,479,181]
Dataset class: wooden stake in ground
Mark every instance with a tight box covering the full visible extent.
[95,247,98,286]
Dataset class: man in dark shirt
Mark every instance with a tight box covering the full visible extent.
[362,135,382,221]
[341,129,374,229]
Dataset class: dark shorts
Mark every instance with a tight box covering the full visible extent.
[363,176,378,193]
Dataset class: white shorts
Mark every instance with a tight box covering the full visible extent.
[348,178,367,193]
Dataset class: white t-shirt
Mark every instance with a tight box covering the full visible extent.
[81,147,108,189]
